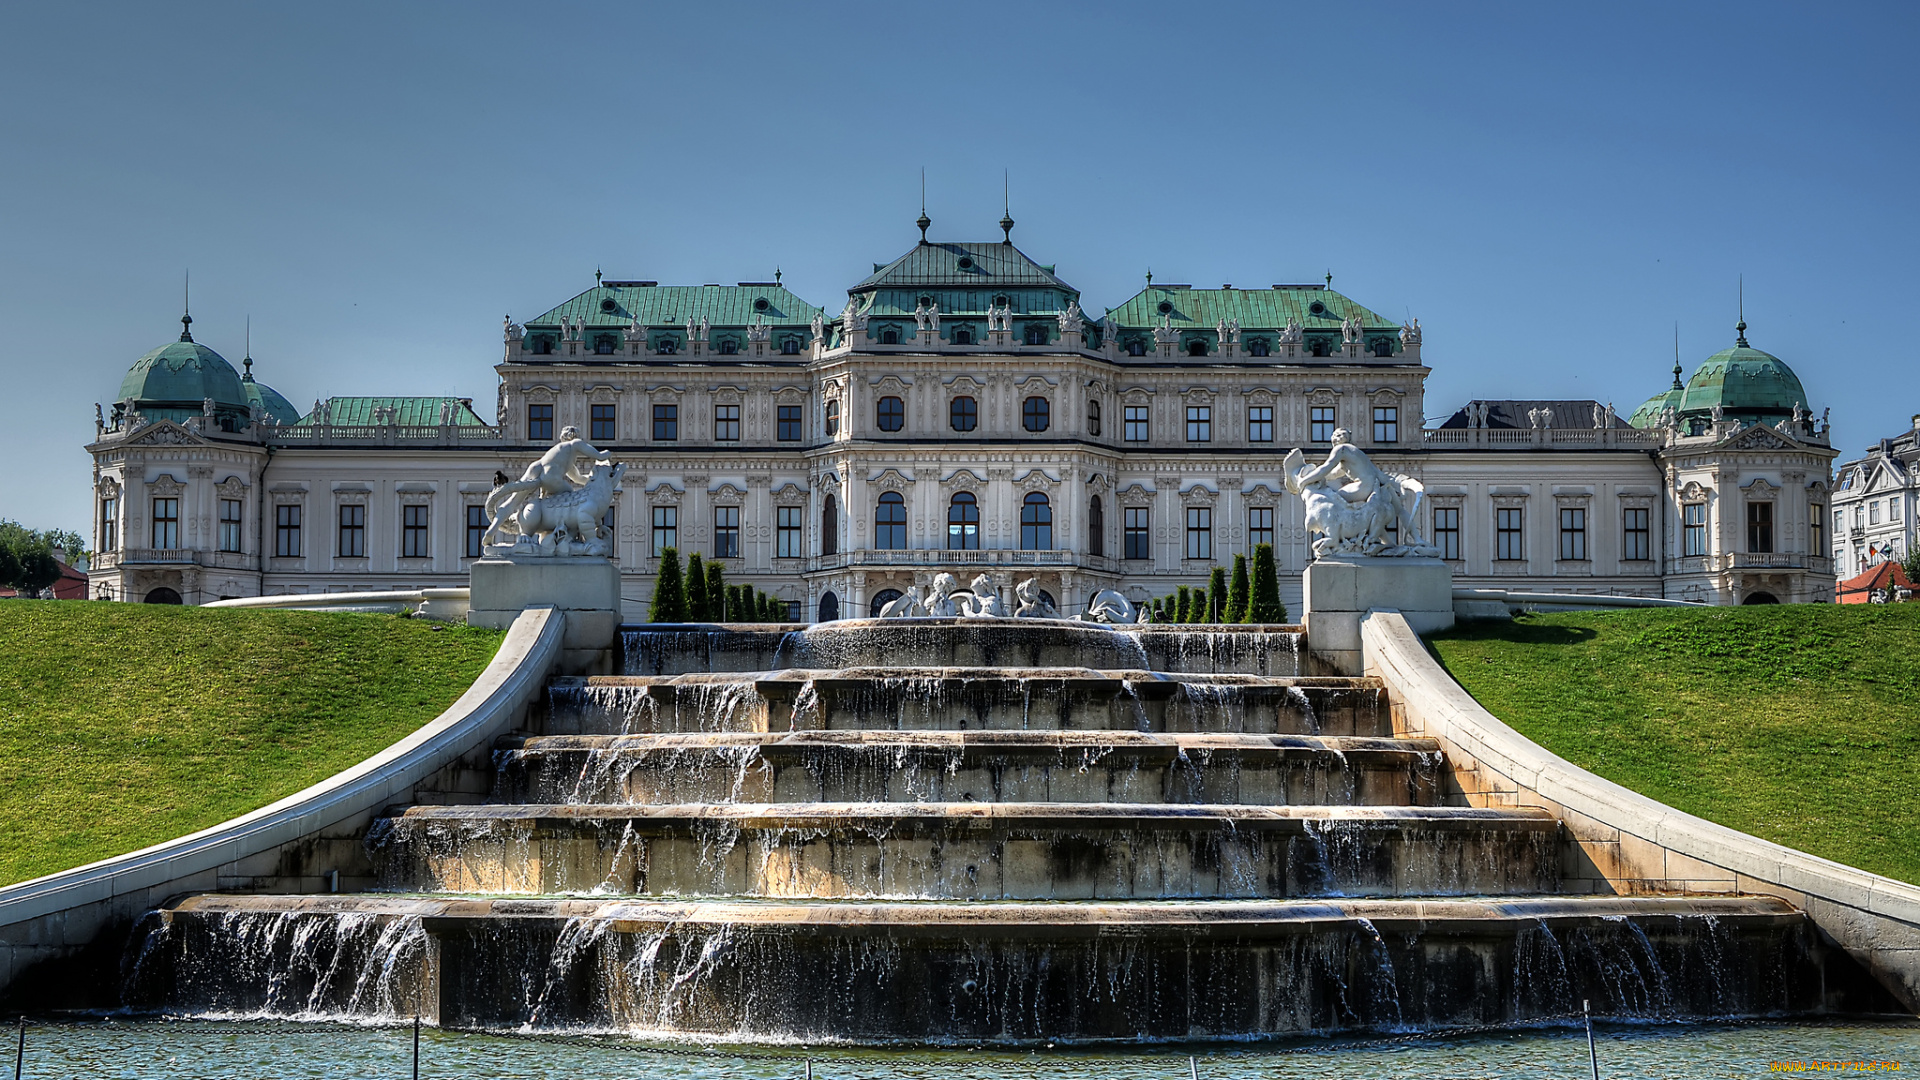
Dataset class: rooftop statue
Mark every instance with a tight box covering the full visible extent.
[1284,429,1439,558]
[1277,319,1304,345]
[842,299,869,333]
[1400,318,1421,346]
[483,426,625,556]
[1058,301,1084,335]
[504,315,524,344]
[810,312,825,345]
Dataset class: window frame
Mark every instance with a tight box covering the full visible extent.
[1310,406,1337,443]
[589,403,617,443]
[1747,501,1775,554]
[713,403,741,442]
[1557,506,1588,561]
[1683,503,1708,557]
[824,398,841,437]
[1432,506,1461,561]
[99,496,118,553]
[1087,399,1101,437]
[1248,506,1274,551]
[1123,507,1151,560]
[821,493,838,556]
[466,504,487,558]
[1185,506,1213,560]
[947,491,981,551]
[401,503,431,559]
[1621,506,1651,562]
[776,505,803,558]
[950,395,977,432]
[274,504,302,558]
[1373,405,1399,444]
[652,403,679,441]
[527,403,554,442]
[713,505,741,559]
[1022,396,1050,433]
[1020,492,1053,550]
[1248,405,1273,443]
[337,503,367,559]
[876,395,905,433]
[777,404,803,442]
[1495,506,1525,561]
[1123,405,1150,443]
[1088,495,1105,557]
[874,491,908,549]
[219,498,244,554]
[1186,405,1211,443]
[651,505,678,556]
[151,497,180,550]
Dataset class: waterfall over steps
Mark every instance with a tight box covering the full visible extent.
[126,620,1894,1042]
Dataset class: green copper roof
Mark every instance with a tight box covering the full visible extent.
[527,283,823,329]
[853,242,1075,293]
[1106,285,1396,331]
[1676,339,1808,420]
[117,332,248,410]
[240,368,302,426]
[1628,385,1684,429]
[295,397,488,427]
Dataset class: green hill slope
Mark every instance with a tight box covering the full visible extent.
[1427,604,1920,886]
[0,602,502,886]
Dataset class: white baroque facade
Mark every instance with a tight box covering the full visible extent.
[1830,414,1920,576]
[87,233,1840,613]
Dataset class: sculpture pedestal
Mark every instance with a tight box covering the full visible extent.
[1303,556,1454,675]
[468,555,621,674]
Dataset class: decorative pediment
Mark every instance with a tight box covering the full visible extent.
[772,481,809,500]
[1085,471,1110,494]
[1014,468,1058,492]
[1806,478,1831,495]
[128,422,201,447]
[1014,374,1057,393]
[520,384,558,403]
[1244,481,1280,500]
[1120,385,1156,404]
[216,475,248,498]
[1242,387,1278,404]
[869,468,914,492]
[816,469,842,490]
[941,467,988,490]
[710,483,746,502]
[869,375,913,394]
[773,385,807,405]
[1306,386,1342,405]
[1181,386,1217,405]
[1118,482,1154,499]
[1742,477,1779,499]
[148,473,184,497]
[96,475,121,496]
[586,384,620,403]
[1679,480,1710,501]
[646,482,684,503]
[709,384,747,404]
[1181,482,1219,504]
[1368,386,1408,401]
[1724,425,1796,451]
[945,375,987,393]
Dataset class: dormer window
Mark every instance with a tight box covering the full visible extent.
[781,338,801,355]
[1186,340,1208,357]
[719,339,738,355]
[532,335,555,355]
[1127,340,1146,357]
[1310,338,1331,358]
[593,334,617,355]
[952,327,973,345]
[1248,339,1271,357]
[1024,324,1048,346]
[655,337,678,355]
[1372,338,1394,358]
[880,327,900,345]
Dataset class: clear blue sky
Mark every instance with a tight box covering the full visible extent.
[4,1,1915,536]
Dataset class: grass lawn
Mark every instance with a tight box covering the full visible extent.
[1427,604,1920,886]
[0,601,502,887]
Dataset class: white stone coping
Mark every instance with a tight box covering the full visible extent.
[1452,588,1706,611]
[0,605,562,931]
[203,588,472,619]
[1362,609,1920,1010]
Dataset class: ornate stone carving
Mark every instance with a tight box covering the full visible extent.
[1278,319,1304,345]
[483,427,625,556]
[1399,319,1421,346]
[1058,301,1084,335]
[504,316,524,344]
[1284,430,1437,557]
[1013,578,1057,618]
[841,300,869,333]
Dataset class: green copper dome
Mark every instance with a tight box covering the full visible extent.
[117,317,248,412]
[1676,335,1807,421]
[241,364,302,426]
[1628,384,1684,428]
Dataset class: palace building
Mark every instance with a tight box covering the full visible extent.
[85,223,1841,615]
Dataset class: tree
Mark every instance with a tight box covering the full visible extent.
[706,562,727,620]
[727,584,747,623]
[1188,587,1208,623]
[649,547,688,623]
[1150,598,1164,622]
[0,520,63,596]
[1226,554,1250,623]
[1175,586,1191,623]
[1903,547,1920,589]
[1208,566,1228,622]
[1248,542,1287,623]
[686,553,709,621]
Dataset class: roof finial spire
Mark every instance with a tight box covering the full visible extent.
[595,266,603,286]
[1145,267,1153,286]
[1325,269,1333,289]
[1735,274,1748,346]
[1672,322,1683,388]
[917,169,930,243]
[775,266,782,285]
[1000,170,1014,243]
[243,315,254,378]
[180,269,194,342]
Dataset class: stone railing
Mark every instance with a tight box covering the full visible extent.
[1422,427,1663,449]
[97,549,260,572]
[0,606,562,1000]
[267,424,502,448]
[1361,610,1920,1011]
[810,549,1097,572]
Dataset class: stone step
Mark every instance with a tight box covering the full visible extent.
[621,622,1310,677]
[545,671,1389,737]
[493,732,1447,807]
[369,802,1560,900]
[134,892,1894,1040]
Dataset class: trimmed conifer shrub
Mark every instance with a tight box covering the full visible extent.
[1249,542,1286,623]
[1227,554,1250,623]
[1208,566,1228,622]
[686,554,708,621]
[649,547,688,623]
[1175,586,1191,622]
[1188,588,1208,623]
[706,562,727,620]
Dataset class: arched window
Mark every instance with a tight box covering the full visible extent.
[1248,339,1271,357]
[821,494,838,556]
[952,327,973,345]
[880,326,900,345]
[1024,324,1049,346]
[1371,338,1394,358]
[818,591,840,622]
[876,396,905,432]
[825,399,841,436]
[1023,397,1050,432]
[656,338,678,355]
[1127,339,1146,357]
[1089,495,1105,557]
[1186,340,1208,357]
[719,338,739,355]
[869,589,903,618]
[594,335,617,355]
[1088,399,1102,436]
[948,492,980,550]
[143,587,183,604]
[781,338,801,355]
[533,336,555,355]
[1021,492,1052,550]
[950,395,977,431]
[875,491,907,548]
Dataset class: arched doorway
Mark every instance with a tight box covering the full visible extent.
[869,589,904,618]
[1741,591,1780,605]
[143,587,183,605]
[818,591,839,622]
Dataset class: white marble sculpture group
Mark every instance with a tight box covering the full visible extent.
[878,574,1147,623]
[1284,430,1440,558]
[483,427,626,557]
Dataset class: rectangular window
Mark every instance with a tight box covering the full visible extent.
[590,403,616,442]
[1124,405,1150,443]
[527,403,553,442]
[653,404,678,441]
[1623,507,1651,561]
[713,506,740,559]
[402,504,430,558]
[1748,502,1774,553]
[1891,496,1904,522]
[651,506,677,556]
[1248,405,1273,443]
[1186,405,1211,443]
[1248,506,1274,550]
[338,504,366,558]
[1870,501,1881,525]
[1683,503,1707,556]
[777,405,803,441]
[776,506,802,558]
[1811,504,1825,557]
[99,497,118,553]
[1185,507,1212,560]
[1835,509,1844,537]
[1495,507,1524,561]
[1373,406,1399,444]
[151,497,179,549]
[1433,506,1460,560]
[1310,406,1337,443]
[785,600,802,622]
[275,504,302,557]
[1088,400,1101,437]
[466,505,487,558]
[1124,507,1151,560]
[219,498,243,553]
[1558,506,1587,561]
[714,403,740,441]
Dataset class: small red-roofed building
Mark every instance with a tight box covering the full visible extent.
[1836,560,1913,603]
